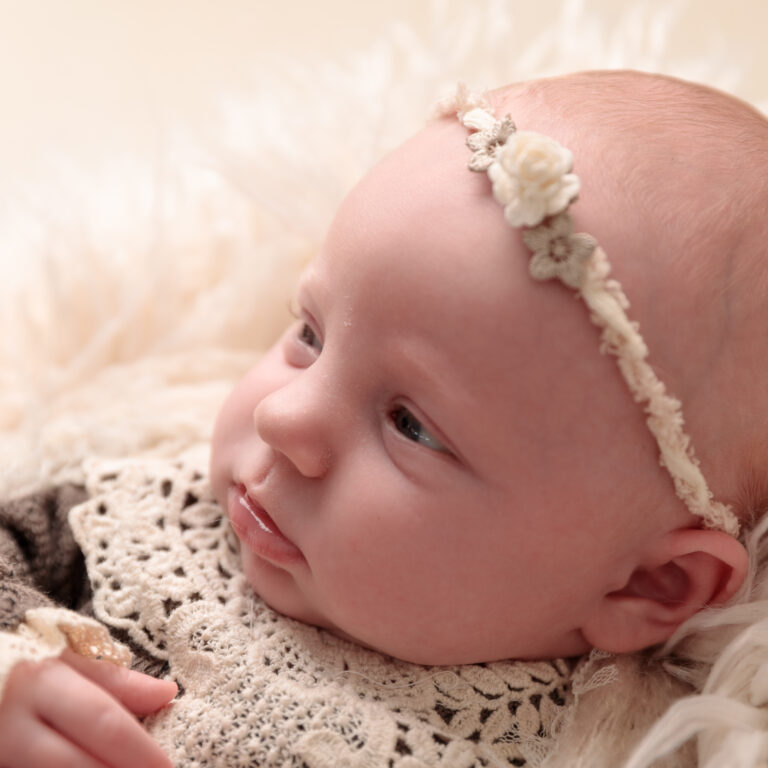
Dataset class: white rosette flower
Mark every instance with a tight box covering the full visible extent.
[487,131,580,227]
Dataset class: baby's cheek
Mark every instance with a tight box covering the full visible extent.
[306,515,445,637]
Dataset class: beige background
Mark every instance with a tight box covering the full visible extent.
[1,0,766,192]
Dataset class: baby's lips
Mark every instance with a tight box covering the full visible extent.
[228,484,305,564]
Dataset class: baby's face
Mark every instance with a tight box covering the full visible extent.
[210,113,684,664]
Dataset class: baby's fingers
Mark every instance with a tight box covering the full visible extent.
[3,722,112,768]
[9,658,173,768]
[60,648,177,716]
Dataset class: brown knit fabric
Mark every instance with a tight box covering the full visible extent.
[0,484,168,678]
[0,484,91,631]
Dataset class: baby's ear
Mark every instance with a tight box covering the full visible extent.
[580,528,748,654]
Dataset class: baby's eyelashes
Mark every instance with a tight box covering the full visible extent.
[298,322,323,353]
[390,406,448,453]
[288,296,323,354]
[282,319,323,369]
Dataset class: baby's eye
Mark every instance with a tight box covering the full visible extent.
[390,406,447,452]
[298,322,323,352]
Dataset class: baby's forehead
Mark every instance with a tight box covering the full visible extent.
[329,94,626,284]
[320,122,522,319]
[313,121,610,397]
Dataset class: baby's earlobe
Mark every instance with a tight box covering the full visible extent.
[579,528,748,654]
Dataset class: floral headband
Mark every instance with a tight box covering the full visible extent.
[438,84,739,537]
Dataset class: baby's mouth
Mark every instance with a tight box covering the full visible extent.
[227,484,304,565]
[238,487,278,533]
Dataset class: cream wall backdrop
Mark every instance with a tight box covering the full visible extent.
[1,0,766,195]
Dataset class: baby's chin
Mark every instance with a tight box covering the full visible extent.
[252,584,376,651]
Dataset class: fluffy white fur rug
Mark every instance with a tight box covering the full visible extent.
[1,1,767,765]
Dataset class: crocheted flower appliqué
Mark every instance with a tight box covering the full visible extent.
[523,212,597,288]
[488,131,580,227]
[463,110,516,172]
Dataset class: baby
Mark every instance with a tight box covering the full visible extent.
[1,69,767,767]
[208,69,766,665]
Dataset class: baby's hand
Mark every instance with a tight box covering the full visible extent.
[0,648,176,768]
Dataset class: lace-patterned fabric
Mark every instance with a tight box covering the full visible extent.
[69,457,571,767]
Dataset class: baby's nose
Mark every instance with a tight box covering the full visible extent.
[252,378,332,479]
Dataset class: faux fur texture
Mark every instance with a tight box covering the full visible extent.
[1,1,767,765]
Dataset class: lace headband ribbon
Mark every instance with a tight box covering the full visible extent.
[438,84,739,537]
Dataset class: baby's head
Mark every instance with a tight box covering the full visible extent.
[210,70,768,665]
